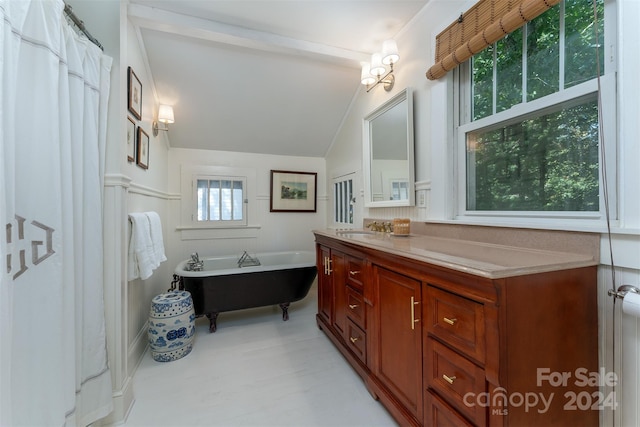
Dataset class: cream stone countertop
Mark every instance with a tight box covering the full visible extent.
[313,229,598,279]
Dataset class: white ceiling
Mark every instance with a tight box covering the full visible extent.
[129,0,429,157]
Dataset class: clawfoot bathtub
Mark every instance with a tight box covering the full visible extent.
[175,251,317,332]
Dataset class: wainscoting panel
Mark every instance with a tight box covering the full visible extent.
[599,265,640,427]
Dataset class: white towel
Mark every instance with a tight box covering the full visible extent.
[145,211,167,267]
[128,213,155,280]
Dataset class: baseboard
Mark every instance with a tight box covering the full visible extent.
[128,322,149,377]
[97,376,135,426]
[99,328,147,426]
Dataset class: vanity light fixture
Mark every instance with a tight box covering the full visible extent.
[152,104,175,136]
[361,39,400,92]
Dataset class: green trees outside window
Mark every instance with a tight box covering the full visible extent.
[465,0,605,213]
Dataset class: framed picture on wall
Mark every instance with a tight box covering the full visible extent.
[127,66,142,120]
[270,170,317,212]
[136,127,149,169]
[127,116,136,162]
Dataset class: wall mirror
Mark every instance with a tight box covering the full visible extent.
[363,88,414,207]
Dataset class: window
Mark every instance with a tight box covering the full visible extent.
[391,180,409,201]
[456,0,615,220]
[334,177,354,225]
[180,165,257,238]
[195,175,247,226]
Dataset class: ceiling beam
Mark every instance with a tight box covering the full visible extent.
[128,4,369,68]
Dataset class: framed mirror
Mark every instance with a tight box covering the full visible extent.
[363,88,414,207]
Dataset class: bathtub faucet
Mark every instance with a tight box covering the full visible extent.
[238,251,249,267]
[238,251,260,268]
[186,252,204,271]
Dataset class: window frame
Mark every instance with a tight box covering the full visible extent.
[333,175,355,226]
[179,165,257,235]
[194,175,247,226]
[453,1,618,227]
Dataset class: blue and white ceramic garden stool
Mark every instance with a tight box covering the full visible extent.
[148,290,196,362]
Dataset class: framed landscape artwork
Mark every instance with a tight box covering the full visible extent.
[270,170,317,212]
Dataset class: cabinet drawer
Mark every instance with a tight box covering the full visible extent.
[346,287,365,327]
[425,338,486,427]
[425,390,474,427]
[426,285,485,363]
[345,319,366,364]
[346,256,365,291]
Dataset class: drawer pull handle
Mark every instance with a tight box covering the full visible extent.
[350,337,359,343]
[443,317,457,325]
[349,270,360,276]
[349,304,359,309]
[410,297,420,330]
[442,374,457,384]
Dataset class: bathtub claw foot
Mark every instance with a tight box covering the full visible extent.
[206,312,219,333]
[279,303,290,321]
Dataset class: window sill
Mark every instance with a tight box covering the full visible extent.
[434,217,640,236]
[177,224,261,240]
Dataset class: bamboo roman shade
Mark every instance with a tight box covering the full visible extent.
[425,0,562,80]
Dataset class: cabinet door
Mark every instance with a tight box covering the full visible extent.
[332,251,347,336]
[372,265,423,420]
[318,246,332,323]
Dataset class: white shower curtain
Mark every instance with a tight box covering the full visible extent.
[0,0,113,425]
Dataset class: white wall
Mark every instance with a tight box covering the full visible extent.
[166,148,326,270]
[124,13,173,353]
[99,12,175,425]
[326,1,640,426]
[327,1,466,225]
[79,2,174,422]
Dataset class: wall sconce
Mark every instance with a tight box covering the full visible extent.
[152,104,175,136]
[361,39,400,93]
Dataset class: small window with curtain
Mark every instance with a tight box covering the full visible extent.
[333,176,354,225]
[195,175,247,226]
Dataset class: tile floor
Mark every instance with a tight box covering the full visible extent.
[122,283,398,427]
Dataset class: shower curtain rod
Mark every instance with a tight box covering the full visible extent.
[63,3,104,51]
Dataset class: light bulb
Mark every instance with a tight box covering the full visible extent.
[370,53,385,76]
[361,63,376,85]
[382,39,399,65]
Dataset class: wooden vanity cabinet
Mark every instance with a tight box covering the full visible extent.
[314,233,598,427]
[316,243,370,376]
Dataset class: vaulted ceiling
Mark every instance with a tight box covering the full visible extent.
[128,0,429,157]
